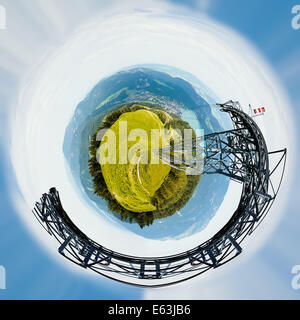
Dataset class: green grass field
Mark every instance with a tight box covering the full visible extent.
[89,103,201,227]
[100,109,171,212]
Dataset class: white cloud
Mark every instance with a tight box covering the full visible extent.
[8,1,296,289]
[276,48,300,84]
[196,0,214,12]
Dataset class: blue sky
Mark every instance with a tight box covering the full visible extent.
[0,0,300,299]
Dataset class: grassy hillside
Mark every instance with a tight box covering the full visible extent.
[89,103,201,228]
[100,109,171,212]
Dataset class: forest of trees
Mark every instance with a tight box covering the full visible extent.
[89,102,201,228]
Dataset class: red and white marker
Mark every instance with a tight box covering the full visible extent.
[253,107,266,115]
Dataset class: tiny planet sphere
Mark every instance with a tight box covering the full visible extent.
[63,65,230,240]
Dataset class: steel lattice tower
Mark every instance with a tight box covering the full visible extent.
[32,100,287,287]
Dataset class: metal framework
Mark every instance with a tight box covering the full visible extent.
[32,100,287,287]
